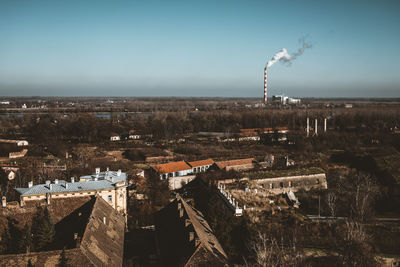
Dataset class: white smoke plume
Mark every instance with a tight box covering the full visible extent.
[266,37,312,68]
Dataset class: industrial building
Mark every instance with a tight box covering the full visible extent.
[272,95,301,105]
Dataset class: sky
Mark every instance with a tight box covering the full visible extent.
[0,0,400,98]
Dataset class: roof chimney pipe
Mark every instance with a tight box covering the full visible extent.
[2,196,6,208]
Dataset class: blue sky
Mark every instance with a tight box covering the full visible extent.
[0,0,399,97]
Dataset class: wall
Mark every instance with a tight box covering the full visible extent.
[255,173,327,194]
[225,163,254,172]
[169,175,196,190]
[216,173,327,194]
[0,247,93,267]
[20,186,127,216]
[192,165,211,173]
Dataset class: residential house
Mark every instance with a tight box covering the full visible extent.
[128,130,141,140]
[110,134,121,141]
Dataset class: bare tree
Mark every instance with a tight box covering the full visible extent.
[326,191,337,218]
[337,220,380,267]
[351,173,378,222]
[248,231,305,267]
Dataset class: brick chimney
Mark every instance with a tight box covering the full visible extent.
[46,193,51,205]
[178,203,184,218]
[74,233,81,248]
[189,231,195,242]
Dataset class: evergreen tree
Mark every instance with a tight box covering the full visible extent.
[58,248,69,267]
[6,217,23,254]
[19,224,32,253]
[31,206,55,251]
[0,230,10,254]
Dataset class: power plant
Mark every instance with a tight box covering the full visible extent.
[263,39,311,105]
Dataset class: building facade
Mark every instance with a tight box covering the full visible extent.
[188,159,214,173]
[15,169,128,216]
[151,161,193,180]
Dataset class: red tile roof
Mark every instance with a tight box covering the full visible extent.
[215,158,255,169]
[275,127,289,131]
[151,161,192,174]
[188,159,214,167]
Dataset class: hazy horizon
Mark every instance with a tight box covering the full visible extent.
[1,0,400,98]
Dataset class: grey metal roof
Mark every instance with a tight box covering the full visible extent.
[15,171,127,196]
[80,171,127,183]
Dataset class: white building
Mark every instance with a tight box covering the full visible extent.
[128,130,141,140]
[188,159,214,173]
[151,161,192,180]
[110,135,121,141]
[15,169,128,216]
[272,95,301,105]
[17,140,29,146]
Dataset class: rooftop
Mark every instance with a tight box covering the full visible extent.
[80,197,125,266]
[151,161,192,174]
[0,196,125,267]
[215,158,255,169]
[188,159,214,167]
[16,171,127,196]
[155,195,228,266]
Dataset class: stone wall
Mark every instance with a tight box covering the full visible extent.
[225,163,254,172]
[255,173,327,194]
[0,248,93,267]
[169,175,196,190]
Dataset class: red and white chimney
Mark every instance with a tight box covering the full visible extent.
[264,67,267,104]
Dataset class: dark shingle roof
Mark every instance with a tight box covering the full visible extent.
[80,197,125,267]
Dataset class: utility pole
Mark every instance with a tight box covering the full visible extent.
[318,195,321,220]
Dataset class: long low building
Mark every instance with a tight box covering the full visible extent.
[151,159,214,180]
[151,161,193,180]
[15,169,128,216]
[188,159,214,173]
[211,158,256,172]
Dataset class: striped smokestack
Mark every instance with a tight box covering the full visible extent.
[264,67,267,104]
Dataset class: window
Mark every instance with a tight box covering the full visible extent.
[108,195,112,202]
